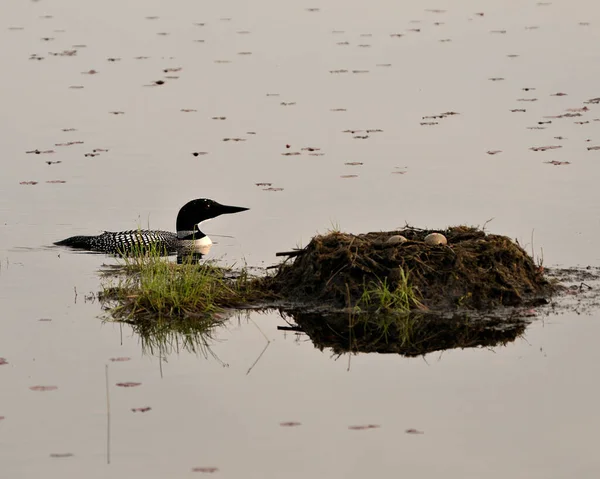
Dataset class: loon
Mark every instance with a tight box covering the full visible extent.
[54,198,249,255]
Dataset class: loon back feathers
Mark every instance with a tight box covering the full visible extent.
[54,230,181,254]
[54,198,249,255]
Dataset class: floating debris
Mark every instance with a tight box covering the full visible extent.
[26,149,54,154]
[29,385,58,391]
[131,407,151,413]
[530,145,562,151]
[192,152,208,156]
[116,382,141,388]
[109,357,131,362]
[50,50,77,56]
[405,428,424,434]
[487,150,502,155]
[192,467,219,473]
[20,181,38,185]
[349,424,381,430]
[545,160,570,166]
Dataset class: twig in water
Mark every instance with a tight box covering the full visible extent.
[105,364,111,465]
[246,318,271,375]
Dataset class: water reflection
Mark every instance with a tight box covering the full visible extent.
[278,310,531,357]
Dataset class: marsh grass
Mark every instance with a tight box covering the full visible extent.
[100,246,268,323]
[351,311,417,349]
[355,268,425,313]
[122,313,227,359]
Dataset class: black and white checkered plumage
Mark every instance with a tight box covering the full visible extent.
[55,230,183,254]
[54,198,249,255]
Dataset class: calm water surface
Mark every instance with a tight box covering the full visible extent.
[1,0,600,477]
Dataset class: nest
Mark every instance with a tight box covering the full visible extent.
[269,226,553,311]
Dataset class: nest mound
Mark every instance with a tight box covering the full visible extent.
[269,226,553,311]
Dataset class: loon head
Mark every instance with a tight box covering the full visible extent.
[176,198,249,239]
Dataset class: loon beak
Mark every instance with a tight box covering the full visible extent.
[216,203,249,216]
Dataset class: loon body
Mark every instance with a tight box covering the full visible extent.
[54,198,249,255]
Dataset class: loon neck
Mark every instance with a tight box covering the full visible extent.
[177,227,206,241]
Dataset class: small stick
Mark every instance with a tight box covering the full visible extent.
[105,364,111,465]
[275,249,305,257]
[277,325,303,332]
[246,318,271,375]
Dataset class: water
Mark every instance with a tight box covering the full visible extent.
[1,0,600,477]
